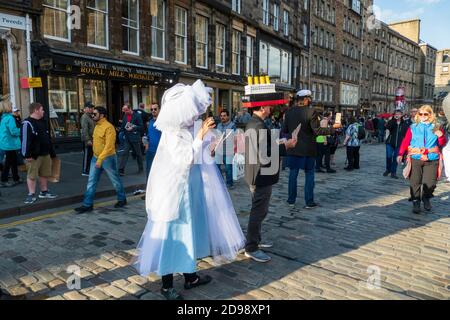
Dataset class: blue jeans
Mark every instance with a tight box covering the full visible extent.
[386,144,399,174]
[217,155,233,187]
[83,155,126,207]
[287,156,315,205]
[146,150,157,179]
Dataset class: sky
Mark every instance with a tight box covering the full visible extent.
[374,0,450,50]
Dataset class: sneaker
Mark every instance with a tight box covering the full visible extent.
[391,173,399,179]
[304,202,319,209]
[133,189,145,195]
[259,241,273,249]
[383,171,390,177]
[114,200,127,208]
[412,200,421,214]
[0,181,14,188]
[160,288,183,300]
[81,173,90,177]
[24,194,37,204]
[422,198,432,211]
[74,206,94,214]
[344,167,353,171]
[287,202,295,208]
[39,191,57,199]
[119,170,125,177]
[244,250,271,263]
[184,275,213,290]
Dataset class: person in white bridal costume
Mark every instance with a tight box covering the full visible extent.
[133,80,245,300]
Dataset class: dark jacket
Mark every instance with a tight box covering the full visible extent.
[245,114,284,187]
[120,111,144,143]
[21,117,55,159]
[282,106,334,157]
[385,119,409,148]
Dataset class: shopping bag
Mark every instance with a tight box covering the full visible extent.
[48,157,61,183]
[232,153,245,181]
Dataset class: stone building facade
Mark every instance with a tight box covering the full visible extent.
[416,43,437,106]
[434,49,450,103]
[30,0,304,151]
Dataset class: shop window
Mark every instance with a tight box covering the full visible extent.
[0,42,8,97]
[48,76,79,138]
[87,0,108,49]
[232,91,243,116]
[174,6,187,64]
[123,0,139,54]
[259,41,292,84]
[43,0,70,41]
[151,0,165,59]
[196,15,208,69]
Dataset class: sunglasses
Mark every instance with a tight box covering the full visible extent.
[418,113,429,116]
[150,109,158,111]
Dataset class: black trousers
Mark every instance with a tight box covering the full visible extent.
[162,273,197,289]
[409,159,438,200]
[82,144,93,174]
[245,184,272,252]
[1,150,19,182]
[316,143,331,169]
[119,139,143,171]
[346,146,360,169]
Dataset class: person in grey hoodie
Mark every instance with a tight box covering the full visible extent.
[80,102,95,176]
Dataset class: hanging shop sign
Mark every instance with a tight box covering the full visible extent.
[20,77,43,88]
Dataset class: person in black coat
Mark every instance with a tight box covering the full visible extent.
[282,90,341,209]
[118,104,144,175]
[244,105,297,263]
[384,109,409,179]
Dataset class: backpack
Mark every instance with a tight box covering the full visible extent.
[356,124,366,140]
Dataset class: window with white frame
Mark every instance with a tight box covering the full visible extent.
[273,4,279,31]
[43,0,70,41]
[263,0,269,25]
[259,41,292,84]
[283,10,289,36]
[232,0,241,14]
[87,0,108,48]
[151,0,165,59]
[122,0,139,54]
[232,30,241,75]
[215,24,226,72]
[246,35,254,76]
[196,15,208,69]
[174,6,187,64]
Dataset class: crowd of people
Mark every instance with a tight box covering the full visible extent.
[0,82,449,300]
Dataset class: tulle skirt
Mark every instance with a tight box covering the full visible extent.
[134,164,245,276]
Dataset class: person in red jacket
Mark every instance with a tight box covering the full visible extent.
[397,105,446,214]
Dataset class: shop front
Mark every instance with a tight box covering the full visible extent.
[33,47,179,152]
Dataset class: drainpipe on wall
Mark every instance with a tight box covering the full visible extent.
[26,14,34,103]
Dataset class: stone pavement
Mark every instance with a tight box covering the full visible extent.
[0,143,449,300]
[0,151,146,218]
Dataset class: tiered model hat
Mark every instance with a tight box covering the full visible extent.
[242,75,289,108]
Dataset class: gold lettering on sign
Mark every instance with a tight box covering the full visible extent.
[80,67,106,76]
[108,70,126,78]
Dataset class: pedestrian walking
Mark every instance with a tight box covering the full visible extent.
[134,80,245,300]
[80,101,95,176]
[0,99,21,187]
[398,105,447,213]
[282,90,340,209]
[439,95,450,182]
[21,102,57,204]
[118,104,144,176]
[244,89,297,263]
[343,117,362,171]
[75,107,127,213]
[215,110,236,188]
[144,103,161,179]
[383,109,409,179]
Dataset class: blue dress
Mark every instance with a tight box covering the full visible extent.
[135,164,211,276]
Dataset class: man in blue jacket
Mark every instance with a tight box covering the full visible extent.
[118,104,144,176]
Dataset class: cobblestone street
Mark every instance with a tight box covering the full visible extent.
[0,143,449,300]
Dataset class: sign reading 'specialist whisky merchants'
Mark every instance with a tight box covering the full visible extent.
[52,58,175,83]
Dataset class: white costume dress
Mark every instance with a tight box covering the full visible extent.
[134,80,245,276]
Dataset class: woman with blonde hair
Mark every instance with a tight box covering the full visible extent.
[398,105,447,213]
[0,98,22,187]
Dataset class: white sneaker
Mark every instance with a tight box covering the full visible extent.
[244,250,271,263]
